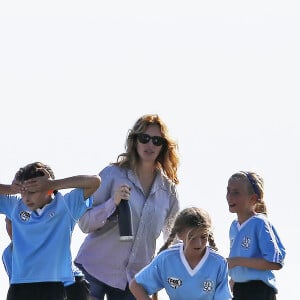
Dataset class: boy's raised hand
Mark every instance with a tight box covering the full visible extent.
[10,178,23,194]
[22,168,52,193]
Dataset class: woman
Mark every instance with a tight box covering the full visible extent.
[75,114,180,300]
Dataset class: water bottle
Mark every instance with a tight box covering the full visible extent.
[118,199,134,241]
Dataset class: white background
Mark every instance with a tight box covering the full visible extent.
[0,1,299,299]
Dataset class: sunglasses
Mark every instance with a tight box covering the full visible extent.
[137,133,166,147]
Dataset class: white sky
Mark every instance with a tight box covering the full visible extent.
[0,1,299,299]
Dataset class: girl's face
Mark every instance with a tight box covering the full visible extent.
[226,178,257,218]
[136,124,165,163]
[178,227,208,259]
[21,190,51,211]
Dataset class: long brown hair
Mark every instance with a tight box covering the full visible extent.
[113,114,180,184]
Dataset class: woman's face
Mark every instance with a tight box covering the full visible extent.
[136,124,165,163]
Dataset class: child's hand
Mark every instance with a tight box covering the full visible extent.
[23,168,52,193]
[229,278,234,291]
[10,179,23,194]
[226,257,236,269]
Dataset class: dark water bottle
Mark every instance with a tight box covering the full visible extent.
[118,199,134,241]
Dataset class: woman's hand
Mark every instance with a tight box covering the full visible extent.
[114,184,131,206]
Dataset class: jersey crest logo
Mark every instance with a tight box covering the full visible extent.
[241,236,251,248]
[19,211,31,222]
[167,277,182,289]
[202,280,214,292]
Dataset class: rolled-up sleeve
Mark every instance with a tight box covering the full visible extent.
[78,166,117,233]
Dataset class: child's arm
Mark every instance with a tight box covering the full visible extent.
[0,182,22,195]
[229,278,234,291]
[227,257,282,270]
[129,279,152,300]
[23,174,101,199]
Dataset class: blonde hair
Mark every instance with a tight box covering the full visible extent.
[159,207,218,252]
[229,171,267,215]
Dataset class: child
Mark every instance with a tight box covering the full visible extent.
[129,207,232,300]
[0,162,101,300]
[226,171,286,300]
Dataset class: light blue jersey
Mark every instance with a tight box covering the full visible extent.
[0,189,92,284]
[135,243,232,300]
[228,213,286,292]
[2,241,84,287]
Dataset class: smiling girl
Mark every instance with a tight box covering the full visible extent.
[226,171,286,300]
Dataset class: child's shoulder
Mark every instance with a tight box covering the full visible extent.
[0,194,20,202]
[156,243,181,260]
[208,247,227,263]
[252,213,269,223]
[169,242,181,251]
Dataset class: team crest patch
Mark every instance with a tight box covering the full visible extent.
[202,280,214,292]
[19,211,31,222]
[241,236,251,249]
[167,277,182,289]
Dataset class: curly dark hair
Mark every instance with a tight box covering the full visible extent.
[14,162,57,194]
